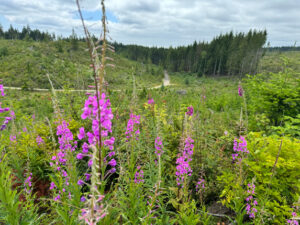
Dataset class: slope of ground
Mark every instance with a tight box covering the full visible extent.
[0,39,163,90]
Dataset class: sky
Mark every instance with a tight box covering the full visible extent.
[0,0,299,47]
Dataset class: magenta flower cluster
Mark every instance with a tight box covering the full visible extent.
[147,98,155,105]
[0,82,14,131]
[50,121,76,169]
[24,172,32,193]
[50,120,77,201]
[196,178,205,192]
[232,136,248,162]
[134,166,144,184]
[175,137,194,187]
[287,211,299,225]
[79,92,116,175]
[186,106,194,116]
[36,135,44,146]
[245,183,258,219]
[238,84,243,97]
[154,136,163,156]
[10,135,16,143]
[0,84,4,97]
[125,113,140,140]
[81,93,114,143]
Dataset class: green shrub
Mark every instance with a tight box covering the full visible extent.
[218,132,300,224]
[0,47,8,57]
[245,60,300,128]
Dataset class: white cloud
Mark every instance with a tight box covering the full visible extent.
[0,0,299,46]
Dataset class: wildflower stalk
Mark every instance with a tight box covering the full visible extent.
[76,0,109,187]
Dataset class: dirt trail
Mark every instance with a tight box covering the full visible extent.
[163,70,170,86]
[3,70,172,92]
[153,70,171,89]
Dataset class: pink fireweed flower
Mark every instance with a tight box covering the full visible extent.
[155,136,163,156]
[50,182,56,190]
[80,92,116,172]
[88,159,93,167]
[196,178,206,192]
[82,142,89,153]
[54,195,61,201]
[24,173,32,193]
[125,113,140,140]
[49,120,78,202]
[56,121,75,151]
[245,183,258,219]
[0,84,5,96]
[108,159,117,167]
[9,135,16,143]
[50,121,77,182]
[238,84,243,97]
[186,106,194,116]
[36,136,44,146]
[76,153,84,160]
[175,137,194,187]
[232,136,248,162]
[103,137,115,150]
[84,173,91,181]
[134,166,144,184]
[77,179,84,186]
[287,211,299,225]
[78,127,85,140]
[147,98,155,105]
[80,196,86,202]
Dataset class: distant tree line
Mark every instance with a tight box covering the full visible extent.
[266,46,300,52]
[0,24,268,76]
[113,30,267,76]
[0,24,56,41]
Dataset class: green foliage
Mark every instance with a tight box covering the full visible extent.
[184,77,190,85]
[0,46,8,57]
[117,183,148,224]
[0,155,41,225]
[218,132,300,224]
[270,114,300,138]
[174,200,200,225]
[245,60,300,127]
[246,133,300,224]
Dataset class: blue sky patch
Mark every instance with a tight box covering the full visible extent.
[73,9,118,23]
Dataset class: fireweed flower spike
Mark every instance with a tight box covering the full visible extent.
[175,137,194,187]
[287,211,299,225]
[49,120,78,201]
[245,183,258,219]
[36,136,44,146]
[79,92,116,173]
[232,136,248,162]
[0,81,14,131]
[196,178,205,192]
[154,136,163,156]
[134,166,144,184]
[238,84,243,97]
[0,84,5,96]
[24,173,33,193]
[147,98,155,105]
[186,106,194,116]
[125,113,140,140]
